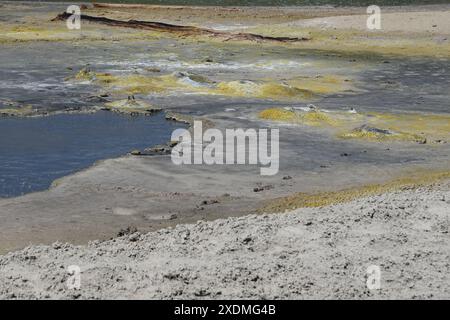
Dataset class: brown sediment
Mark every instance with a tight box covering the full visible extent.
[259,170,450,213]
[51,12,310,43]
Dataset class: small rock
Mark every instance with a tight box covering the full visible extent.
[128,233,140,242]
[117,226,138,237]
[242,237,252,244]
[130,150,141,156]
[253,185,273,192]
[201,199,219,206]
[52,242,63,250]
[194,289,210,297]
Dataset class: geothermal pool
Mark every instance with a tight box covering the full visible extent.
[0,111,183,198]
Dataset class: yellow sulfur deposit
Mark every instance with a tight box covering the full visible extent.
[287,75,354,95]
[259,107,450,144]
[339,112,450,143]
[74,68,97,81]
[104,98,161,115]
[70,70,211,95]
[259,108,338,127]
[259,108,299,122]
[69,65,354,101]
[339,125,425,143]
[0,105,34,117]
[300,109,337,126]
[260,170,450,212]
[215,81,314,100]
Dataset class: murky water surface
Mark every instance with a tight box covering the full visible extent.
[0,112,184,198]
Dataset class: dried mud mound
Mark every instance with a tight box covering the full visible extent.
[0,182,449,299]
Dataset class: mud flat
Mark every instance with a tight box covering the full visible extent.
[0,180,448,299]
[0,1,449,260]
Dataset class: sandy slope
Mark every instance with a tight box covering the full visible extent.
[1,181,448,299]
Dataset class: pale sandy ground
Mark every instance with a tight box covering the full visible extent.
[286,10,450,34]
[1,3,449,58]
[0,180,448,299]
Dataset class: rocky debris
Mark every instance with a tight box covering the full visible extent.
[85,95,109,103]
[130,150,141,156]
[103,97,162,116]
[253,185,274,192]
[165,111,193,125]
[143,144,172,155]
[116,226,138,237]
[144,67,161,73]
[200,199,220,206]
[356,125,394,136]
[128,232,141,242]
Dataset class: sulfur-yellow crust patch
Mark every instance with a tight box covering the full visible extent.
[70,69,211,95]
[103,98,161,115]
[259,108,299,122]
[260,170,450,213]
[245,25,450,59]
[259,107,450,144]
[213,74,354,99]
[287,75,354,95]
[259,108,338,126]
[69,66,354,100]
[214,81,314,100]
[0,20,168,44]
[339,126,425,143]
[340,112,450,143]
[0,105,34,117]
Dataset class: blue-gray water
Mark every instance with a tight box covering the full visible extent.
[0,112,183,198]
[12,0,450,6]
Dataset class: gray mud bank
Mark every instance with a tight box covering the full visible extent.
[1,181,448,299]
